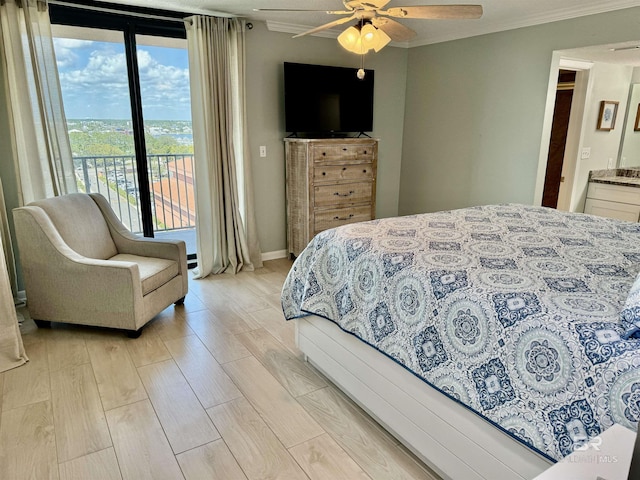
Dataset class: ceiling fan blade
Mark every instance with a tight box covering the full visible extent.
[345,0,391,9]
[254,8,351,13]
[371,17,416,42]
[382,5,483,19]
[293,14,357,38]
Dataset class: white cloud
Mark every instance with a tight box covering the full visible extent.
[53,38,94,69]
[56,45,190,120]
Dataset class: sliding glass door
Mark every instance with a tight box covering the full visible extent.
[50,5,196,259]
[135,35,195,250]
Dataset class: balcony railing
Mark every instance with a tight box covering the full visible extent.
[74,154,195,235]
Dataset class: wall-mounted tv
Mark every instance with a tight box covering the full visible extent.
[284,62,374,136]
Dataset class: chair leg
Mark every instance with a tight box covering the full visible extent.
[34,319,51,329]
[126,329,142,339]
[174,296,185,306]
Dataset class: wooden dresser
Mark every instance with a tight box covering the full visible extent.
[285,137,378,257]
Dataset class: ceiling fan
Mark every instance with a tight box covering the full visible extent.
[255,1,483,49]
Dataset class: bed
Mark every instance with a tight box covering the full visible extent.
[281,204,640,480]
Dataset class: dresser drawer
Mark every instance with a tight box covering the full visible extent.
[312,143,375,163]
[313,163,374,183]
[314,182,373,207]
[314,205,372,234]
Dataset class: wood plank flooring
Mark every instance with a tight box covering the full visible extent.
[0,258,439,480]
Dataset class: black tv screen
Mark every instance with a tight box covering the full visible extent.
[284,62,374,135]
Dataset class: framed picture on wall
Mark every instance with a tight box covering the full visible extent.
[597,100,619,131]
[634,104,640,131]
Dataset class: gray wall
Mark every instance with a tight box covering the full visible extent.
[0,20,408,269]
[5,7,640,264]
[245,22,408,253]
[399,7,640,215]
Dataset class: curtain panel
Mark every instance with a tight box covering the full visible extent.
[186,16,262,277]
[0,0,76,205]
[0,227,27,372]
[1,0,75,300]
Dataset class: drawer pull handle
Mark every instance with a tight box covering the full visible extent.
[342,148,347,151]
[334,214,355,221]
[334,191,355,197]
[342,167,347,171]
[364,150,367,154]
[322,172,326,175]
[363,169,367,173]
[322,152,326,156]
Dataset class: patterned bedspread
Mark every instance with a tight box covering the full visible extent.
[281,204,640,461]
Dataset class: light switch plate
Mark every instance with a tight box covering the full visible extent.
[581,147,591,160]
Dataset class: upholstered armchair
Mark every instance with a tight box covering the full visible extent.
[13,193,188,337]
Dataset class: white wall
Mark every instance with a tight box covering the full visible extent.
[618,68,640,168]
[568,62,632,212]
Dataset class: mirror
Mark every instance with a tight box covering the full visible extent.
[619,83,640,168]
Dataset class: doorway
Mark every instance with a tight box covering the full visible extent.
[541,70,576,208]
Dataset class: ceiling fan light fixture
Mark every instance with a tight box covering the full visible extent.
[338,25,363,53]
[372,28,391,52]
[361,23,377,47]
[338,21,390,54]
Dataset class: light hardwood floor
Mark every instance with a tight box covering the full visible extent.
[0,259,440,480]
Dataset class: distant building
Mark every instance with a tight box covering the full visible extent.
[151,156,195,230]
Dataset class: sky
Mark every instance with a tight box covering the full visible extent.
[53,37,192,121]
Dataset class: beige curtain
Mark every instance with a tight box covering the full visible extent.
[0,178,17,296]
[0,0,76,205]
[185,16,262,277]
[0,218,27,372]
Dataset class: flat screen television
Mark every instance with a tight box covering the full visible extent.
[284,62,374,136]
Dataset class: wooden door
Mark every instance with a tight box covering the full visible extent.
[542,70,576,208]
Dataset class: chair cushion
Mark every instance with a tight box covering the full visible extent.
[30,193,118,259]
[110,254,179,296]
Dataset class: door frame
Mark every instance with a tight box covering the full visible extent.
[49,2,186,237]
[534,55,593,211]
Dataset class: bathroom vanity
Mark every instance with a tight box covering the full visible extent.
[584,168,640,221]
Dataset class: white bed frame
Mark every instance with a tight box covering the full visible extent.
[296,315,554,480]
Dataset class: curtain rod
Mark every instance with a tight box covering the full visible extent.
[48,0,236,23]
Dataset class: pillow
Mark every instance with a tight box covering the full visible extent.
[621,272,640,339]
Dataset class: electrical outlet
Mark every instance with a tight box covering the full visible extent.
[581,147,591,160]
[259,146,266,158]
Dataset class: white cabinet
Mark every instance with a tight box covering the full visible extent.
[584,182,640,222]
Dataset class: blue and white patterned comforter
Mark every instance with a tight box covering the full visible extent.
[281,204,640,461]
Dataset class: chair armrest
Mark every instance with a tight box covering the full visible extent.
[89,193,188,296]
[89,193,186,261]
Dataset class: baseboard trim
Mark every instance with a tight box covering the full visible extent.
[16,290,26,307]
[261,249,288,261]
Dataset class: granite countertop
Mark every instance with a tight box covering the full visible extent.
[589,168,640,188]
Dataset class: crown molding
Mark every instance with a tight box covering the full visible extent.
[268,1,640,49]
[408,1,640,47]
